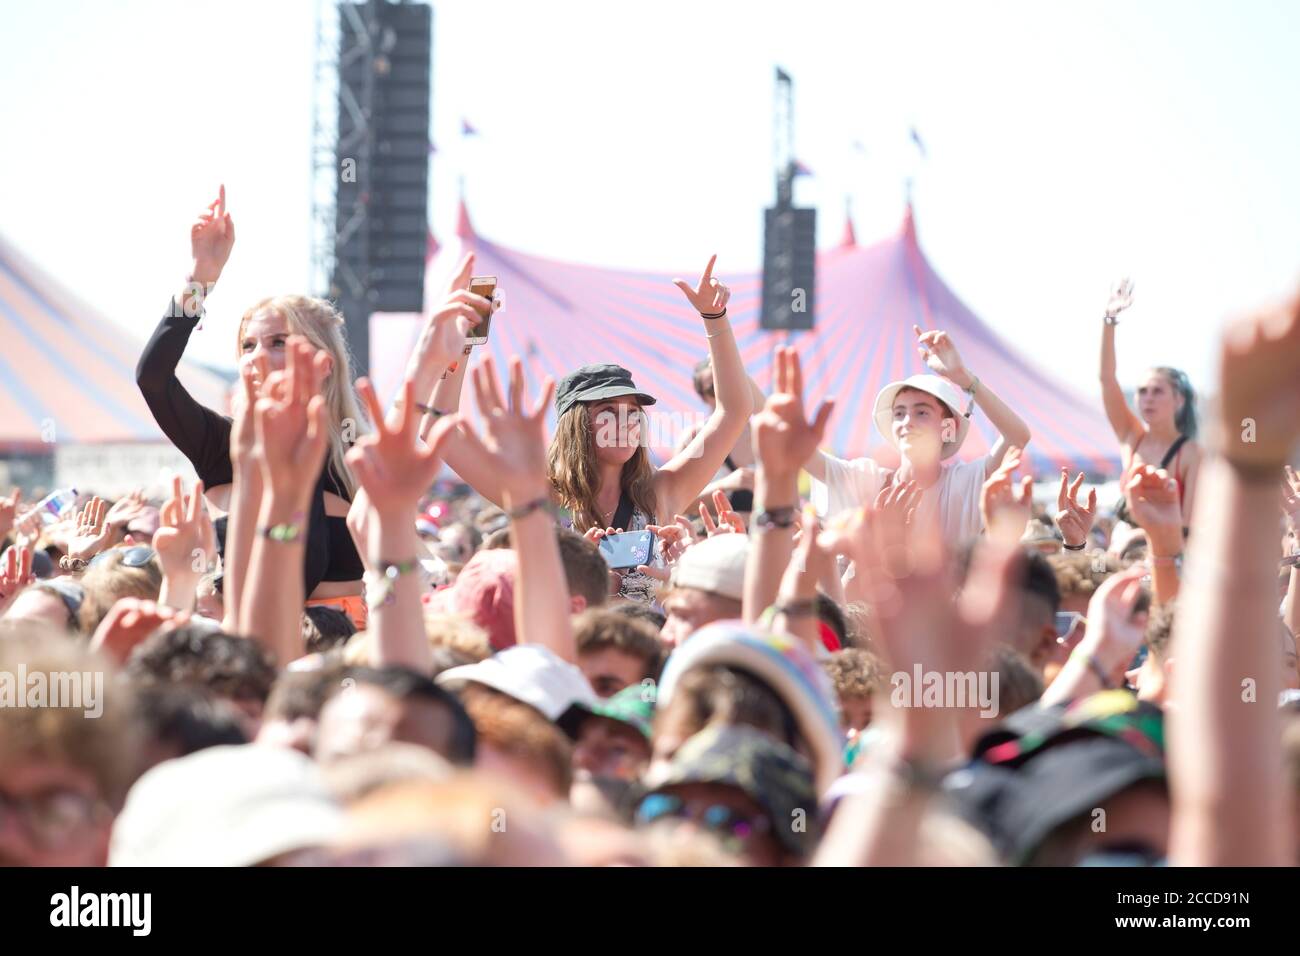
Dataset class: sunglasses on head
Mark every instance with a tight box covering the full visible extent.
[89,545,156,569]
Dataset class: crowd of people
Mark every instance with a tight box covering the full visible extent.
[1,186,1299,867]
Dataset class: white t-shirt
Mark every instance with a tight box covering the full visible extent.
[810,452,989,547]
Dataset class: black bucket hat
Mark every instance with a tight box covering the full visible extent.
[555,364,657,419]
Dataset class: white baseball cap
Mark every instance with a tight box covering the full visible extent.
[436,645,598,729]
[873,374,971,460]
[669,533,750,602]
[110,745,345,866]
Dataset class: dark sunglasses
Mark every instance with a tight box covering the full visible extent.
[89,545,156,569]
[636,792,770,847]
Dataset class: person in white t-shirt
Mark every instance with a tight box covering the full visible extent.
[805,325,1032,547]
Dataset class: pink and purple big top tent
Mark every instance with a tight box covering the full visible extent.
[370,201,1121,479]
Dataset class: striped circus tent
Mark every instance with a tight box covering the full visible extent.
[0,231,230,451]
[370,201,1122,478]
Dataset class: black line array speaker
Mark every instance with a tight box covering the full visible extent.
[332,0,432,375]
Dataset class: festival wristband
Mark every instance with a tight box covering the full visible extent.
[260,513,306,543]
[364,558,420,609]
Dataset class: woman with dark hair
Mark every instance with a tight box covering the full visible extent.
[1099,278,1202,528]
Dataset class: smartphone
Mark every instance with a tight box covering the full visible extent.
[598,530,656,570]
[467,276,497,345]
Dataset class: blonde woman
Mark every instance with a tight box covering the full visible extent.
[415,255,753,603]
[136,186,370,624]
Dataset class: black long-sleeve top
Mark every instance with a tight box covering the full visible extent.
[136,303,364,594]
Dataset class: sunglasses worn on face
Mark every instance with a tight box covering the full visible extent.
[636,792,771,850]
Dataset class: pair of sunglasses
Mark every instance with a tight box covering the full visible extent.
[636,792,771,847]
[89,545,156,569]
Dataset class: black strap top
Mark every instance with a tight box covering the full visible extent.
[136,301,363,592]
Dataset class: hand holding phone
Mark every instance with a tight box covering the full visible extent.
[467,276,498,346]
[598,530,656,570]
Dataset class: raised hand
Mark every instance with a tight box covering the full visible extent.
[1055,468,1098,548]
[824,503,1023,755]
[67,496,111,562]
[914,325,973,389]
[105,488,149,536]
[12,508,43,549]
[406,255,491,387]
[646,514,696,564]
[0,544,34,615]
[1125,465,1183,556]
[1106,277,1135,319]
[347,378,460,518]
[979,445,1032,536]
[698,490,745,537]
[190,184,235,284]
[253,337,331,505]
[0,487,21,542]
[1076,564,1150,675]
[752,346,835,478]
[152,476,215,578]
[229,357,267,468]
[460,355,556,506]
[818,481,920,579]
[672,254,731,317]
[89,597,191,665]
[1215,295,1300,470]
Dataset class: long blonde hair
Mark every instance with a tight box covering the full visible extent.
[238,295,368,498]
[547,403,657,531]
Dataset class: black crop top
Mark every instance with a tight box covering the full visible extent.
[136,302,364,593]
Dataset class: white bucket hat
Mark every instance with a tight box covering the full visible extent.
[873,373,971,461]
[436,645,598,729]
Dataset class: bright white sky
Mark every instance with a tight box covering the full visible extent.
[3,0,1298,402]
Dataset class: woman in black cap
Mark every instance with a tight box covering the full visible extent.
[421,256,753,603]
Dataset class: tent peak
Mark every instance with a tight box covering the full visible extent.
[454,197,475,240]
[839,197,857,249]
[902,200,918,245]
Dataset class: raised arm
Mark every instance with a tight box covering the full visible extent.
[1125,465,1183,605]
[240,338,332,667]
[152,476,215,613]
[913,326,1030,474]
[378,252,509,506]
[1099,278,1144,445]
[137,185,236,482]
[220,362,263,632]
[814,496,1023,866]
[346,379,459,674]
[655,257,753,519]
[1040,564,1149,707]
[1167,294,1300,867]
[742,346,833,625]
[456,356,574,662]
